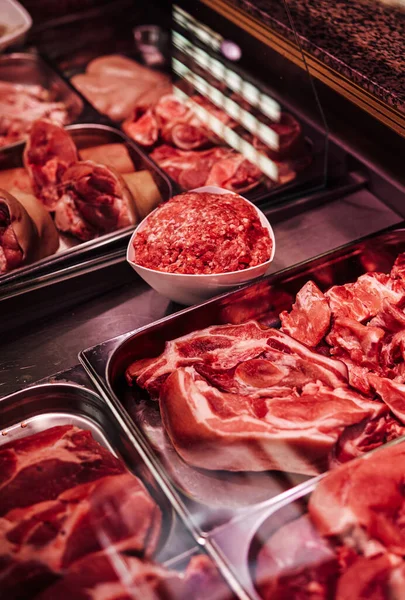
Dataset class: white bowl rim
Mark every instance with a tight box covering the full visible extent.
[0,0,32,45]
[127,186,276,279]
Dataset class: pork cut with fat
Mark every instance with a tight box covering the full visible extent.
[309,442,405,555]
[280,281,331,347]
[0,425,124,517]
[0,473,161,598]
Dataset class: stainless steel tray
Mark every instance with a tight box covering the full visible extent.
[0,365,247,598]
[0,123,173,293]
[0,52,85,151]
[209,436,405,600]
[79,225,405,537]
[0,375,196,564]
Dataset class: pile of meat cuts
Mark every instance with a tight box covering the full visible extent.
[256,441,405,599]
[0,424,230,600]
[126,252,405,475]
[0,81,70,148]
[123,94,311,192]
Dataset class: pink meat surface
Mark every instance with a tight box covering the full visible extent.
[0,425,124,516]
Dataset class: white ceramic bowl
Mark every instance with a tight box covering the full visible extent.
[0,0,32,52]
[127,186,276,305]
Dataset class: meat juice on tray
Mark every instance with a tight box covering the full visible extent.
[126,251,405,477]
[0,423,231,600]
[254,441,405,600]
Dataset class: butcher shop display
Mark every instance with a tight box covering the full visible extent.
[255,441,405,600]
[126,252,405,474]
[0,424,230,600]
[123,93,311,193]
[0,80,70,149]
[132,191,273,274]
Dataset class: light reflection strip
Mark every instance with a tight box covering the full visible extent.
[173,86,279,182]
[172,58,279,150]
[173,5,222,52]
[173,31,280,122]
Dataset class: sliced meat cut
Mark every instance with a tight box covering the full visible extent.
[35,553,186,600]
[159,368,383,473]
[256,515,339,600]
[35,553,230,600]
[280,281,331,347]
[0,425,125,517]
[309,442,405,555]
[0,473,161,598]
[126,321,348,399]
[23,119,78,211]
[325,272,405,323]
[390,252,405,282]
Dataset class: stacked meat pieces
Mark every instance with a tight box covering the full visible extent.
[0,81,69,148]
[0,425,229,600]
[123,94,309,192]
[256,442,405,599]
[126,252,405,475]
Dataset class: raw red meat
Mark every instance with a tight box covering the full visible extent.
[335,554,402,600]
[280,281,331,347]
[55,160,136,240]
[23,119,78,211]
[390,252,405,281]
[161,370,383,473]
[256,515,339,600]
[126,321,390,474]
[0,473,161,598]
[309,442,405,555]
[126,321,347,398]
[330,413,405,466]
[35,553,231,600]
[253,113,304,161]
[0,425,124,517]
[122,106,159,147]
[325,272,405,323]
[132,192,272,274]
[369,376,405,424]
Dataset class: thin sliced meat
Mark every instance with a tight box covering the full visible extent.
[256,515,339,600]
[23,119,78,211]
[0,425,124,517]
[309,442,405,555]
[369,300,405,333]
[280,281,331,347]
